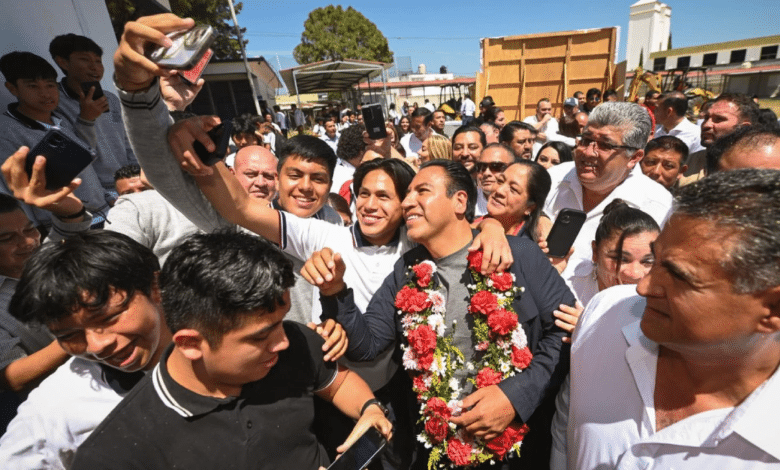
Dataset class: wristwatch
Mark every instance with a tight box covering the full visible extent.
[360,398,389,417]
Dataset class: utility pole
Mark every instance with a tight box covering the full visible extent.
[226,0,261,115]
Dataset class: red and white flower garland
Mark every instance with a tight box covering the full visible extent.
[395,250,532,468]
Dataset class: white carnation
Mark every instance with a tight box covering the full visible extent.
[427,313,446,336]
[402,347,419,370]
[511,325,528,349]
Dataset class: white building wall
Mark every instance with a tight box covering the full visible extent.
[627,0,671,70]
[0,0,120,109]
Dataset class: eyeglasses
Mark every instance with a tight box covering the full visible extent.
[475,161,509,173]
[576,136,637,153]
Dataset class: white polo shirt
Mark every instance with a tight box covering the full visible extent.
[543,162,673,264]
[568,285,780,470]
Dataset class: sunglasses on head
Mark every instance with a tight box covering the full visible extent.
[475,162,508,173]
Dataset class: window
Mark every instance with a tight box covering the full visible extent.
[730,49,747,64]
[653,57,666,72]
[702,53,718,66]
[676,56,691,69]
[760,45,778,60]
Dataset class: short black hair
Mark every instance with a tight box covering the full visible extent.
[594,200,660,279]
[49,34,103,72]
[499,121,537,145]
[603,89,619,101]
[452,125,487,148]
[658,92,688,117]
[482,106,503,123]
[0,193,22,215]
[10,231,160,326]
[713,93,760,125]
[645,135,689,165]
[277,134,338,180]
[114,164,142,182]
[337,124,367,162]
[353,158,416,202]
[0,52,57,85]
[159,230,295,347]
[419,159,476,222]
[586,88,602,100]
[411,107,432,120]
[232,114,258,137]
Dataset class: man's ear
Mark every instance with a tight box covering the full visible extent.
[453,190,469,217]
[4,81,18,98]
[627,149,644,169]
[172,329,208,361]
[677,165,689,180]
[53,56,69,74]
[755,285,780,334]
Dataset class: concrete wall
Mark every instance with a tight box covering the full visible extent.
[0,0,119,110]
[627,1,671,70]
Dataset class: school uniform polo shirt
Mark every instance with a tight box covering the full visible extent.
[71,322,337,470]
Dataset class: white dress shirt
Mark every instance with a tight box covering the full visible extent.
[400,132,423,159]
[567,285,780,470]
[655,117,704,153]
[524,114,576,157]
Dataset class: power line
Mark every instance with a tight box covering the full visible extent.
[243,32,481,41]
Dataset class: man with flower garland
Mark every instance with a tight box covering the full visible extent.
[315,159,576,469]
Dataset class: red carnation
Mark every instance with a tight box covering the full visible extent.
[395,286,432,313]
[485,423,529,460]
[417,352,434,370]
[408,325,437,356]
[424,415,450,444]
[511,346,533,369]
[468,290,499,316]
[413,375,429,393]
[490,272,514,292]
[466,250,483,271]
[487,308,518,336]
[425,397,452,420]
[475,367,503,388]
[446,438,473,466]
[412,262,434,288]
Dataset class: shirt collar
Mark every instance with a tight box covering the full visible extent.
[151,344,234,418]
[351,222,401,248]
[99,363,146,395]
[59,79,81,100]
[5,103,50,131]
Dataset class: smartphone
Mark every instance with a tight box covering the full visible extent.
[79,81,105,101]
[362,104,387,140]
[179,48,213,86]
[327,427,387,470]
[192,121,233,166]
[146,25,216,70]
[546,208,587,258]
[25,129,96,190]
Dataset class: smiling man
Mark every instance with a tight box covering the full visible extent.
[0,231,171,468]
[543,102,673,263]
[474,143,515,217]
[316,159,576,469]
[70,230,392,470]
[452,125,487,173]
[568,169,780,469]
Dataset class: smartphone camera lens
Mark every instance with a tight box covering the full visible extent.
[50,134,65,148]
[561,215,570,224]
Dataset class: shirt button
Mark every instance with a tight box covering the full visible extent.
[247,420,253,429]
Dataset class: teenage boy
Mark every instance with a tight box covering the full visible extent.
[0,230,171,468]
[0,52,111,230]
[71,230,393,470]
[49,34,138,202]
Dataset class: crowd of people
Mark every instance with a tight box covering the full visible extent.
[0,11,780,470]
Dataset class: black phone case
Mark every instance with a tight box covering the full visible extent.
[26,129,95,190]
[79,81,105,101]
[193,121,233,166]
[326,427,387,470]
[546,208,587,258]
[362,104,387,139]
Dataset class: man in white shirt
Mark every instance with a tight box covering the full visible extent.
[653,91,703,153]
[460,94,476,126]
[320,118,340,154]
[568,168,780,470]
[543,102,673,263]
[399,107,432,160]
[524,98,575,158]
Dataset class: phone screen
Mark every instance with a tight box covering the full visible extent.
[327,427,387,470]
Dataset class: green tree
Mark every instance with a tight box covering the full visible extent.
[639,48,644,68]
[667,32,672,50]
[293,6,393,64]
[105,0,247,60]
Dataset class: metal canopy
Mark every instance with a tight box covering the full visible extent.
[280,59,390,95]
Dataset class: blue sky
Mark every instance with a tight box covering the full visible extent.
[238,1,778,80]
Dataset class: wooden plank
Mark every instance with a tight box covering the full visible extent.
[564,36,572,106]
[518,41,526,121]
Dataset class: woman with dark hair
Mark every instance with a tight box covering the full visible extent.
[563,199,660,306]
[482,106,506,129]
[536,141,573,170]
[398,115,411,135]
[474,160,551,240]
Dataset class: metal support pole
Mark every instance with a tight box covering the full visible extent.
[226,0,261,115]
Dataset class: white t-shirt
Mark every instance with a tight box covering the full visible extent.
[400,132,423,159]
